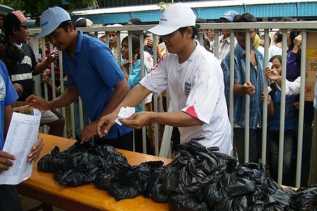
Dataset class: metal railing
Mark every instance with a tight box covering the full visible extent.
[28,21,317,187]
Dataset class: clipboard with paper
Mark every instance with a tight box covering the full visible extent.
[0,108,41,185]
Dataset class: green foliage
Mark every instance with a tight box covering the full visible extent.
[0,0,98,16]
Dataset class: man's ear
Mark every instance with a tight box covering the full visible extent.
[186,27,194,39]
[65,24,76,33]
[12,26,19,36]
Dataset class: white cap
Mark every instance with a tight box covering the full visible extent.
[149,3,196,36]
[38,6,71,38]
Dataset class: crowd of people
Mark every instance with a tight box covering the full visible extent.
[0,2,316,210]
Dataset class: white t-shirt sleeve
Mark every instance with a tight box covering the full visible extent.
[285,76,301,95]
[144,51,154,73]
[140,58,168,95]
[182,60,222,124]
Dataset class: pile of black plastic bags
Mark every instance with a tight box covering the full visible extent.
[38,140,317,211]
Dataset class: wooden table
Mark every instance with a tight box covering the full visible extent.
[18,134,171,211]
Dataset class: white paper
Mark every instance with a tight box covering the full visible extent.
[0,109,41,185]
[115,107,135,125]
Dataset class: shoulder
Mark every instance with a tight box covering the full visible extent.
[0,61,10,85]
[0,60,8,75]
[196,46,221,69]
[84,36,113,59]
[84,34,108,50]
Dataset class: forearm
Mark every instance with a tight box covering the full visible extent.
[48,87,79,110]
[4,105,13,136]
[234,84,245,95]
[113,84,151,115]
[34,59,50,75]
[268,101,274,116]
[151,111,203,127]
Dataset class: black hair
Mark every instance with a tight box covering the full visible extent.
[233,13,257,35]
[128,18,142,25]
[75,18,88,27]
[233,12,257,23]
[57,20,74,31]
[122,34,140,59]
[3,12,22,37]
[178,25,199,39]
[260,33,271,46]
[203,37,211,52]
[289,30,300,50]
[269,55,282,63]
[274,31,283,43]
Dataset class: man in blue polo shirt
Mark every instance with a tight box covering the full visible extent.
[26,7,133,150]
[0,60,43,210]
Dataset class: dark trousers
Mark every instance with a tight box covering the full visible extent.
[267,130,297,186]
[133,128,154,154]
[0,185,22,211]
[96,132,134,151]
[233,128,262,163]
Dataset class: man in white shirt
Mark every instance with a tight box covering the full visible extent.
[96,3,232,155]
[218,10,238,61]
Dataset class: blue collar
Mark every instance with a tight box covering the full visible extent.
[75,31,84,54]
[235,43,262,61]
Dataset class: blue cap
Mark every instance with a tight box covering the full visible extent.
[220,10,239,22]
[38,6,71,38]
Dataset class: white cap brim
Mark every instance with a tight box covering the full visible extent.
[148,24,179,36]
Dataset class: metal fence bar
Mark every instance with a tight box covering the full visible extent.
[229,31,235,142]
[244,31,251,163]
[30,37,42,97]
[49,44,57,99]
[278,30,288,185]
[43,44,49,101]
[70,103,76,138]
[79,98,84,130]
[213,31,219,58]
[261,29,270,165]
[116,31,121,65]
[127,32,136,152]
[153,35,159,156]
[198,30,204,46]
[139,33,148,154]
[296,31,307,187]
[58,51,66,136]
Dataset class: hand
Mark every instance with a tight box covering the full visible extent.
[13,105,32,113]
[97,113,117,138]
[46,50,58,64]
[0,151,15,173]
[26,95,50,111]
[42,69,51,82]
[120,112,155,129]
[265,69,281,81]
[13,83,23,95]
[261,92,272,104]
[27,138,44,162]
[242,82,256,95]
[293,101,300,109]
[80,122,98,143]
[294,34,302,48]
[121,62,131,73]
